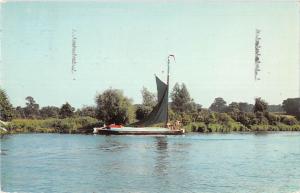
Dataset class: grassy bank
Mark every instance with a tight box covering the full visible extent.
[0,121,8,135]
[5,116,103,134]
[3,114,300,134]
[171,110,300,133]
[184,121,300,133]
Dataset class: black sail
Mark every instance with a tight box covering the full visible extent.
[130,76,168,127]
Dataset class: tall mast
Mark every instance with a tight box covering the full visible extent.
[299,1,300,97]
[166,55,175,126]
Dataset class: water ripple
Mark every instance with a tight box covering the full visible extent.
[1,133,300,193]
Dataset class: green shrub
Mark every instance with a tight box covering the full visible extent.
[236,112,259,126]
[264,112,279,125]
[215,113,233,124]
[255,112,269,125]
[206,113,217,124]
[194,109,210,122]
[207,123,224,132]
[280,115,298,125]
[184,122,207,132]
[250,124,270,132]
[0,129,7,135]
[181,113,193,126]
[227,121,247,132]
[6,116,101,134]
[276,123,300,131]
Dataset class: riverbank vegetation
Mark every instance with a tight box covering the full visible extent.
[1,85,300,134]
[5,117,103,134]
[168,85,300,132]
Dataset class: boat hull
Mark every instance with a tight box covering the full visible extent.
[94,127,184,135]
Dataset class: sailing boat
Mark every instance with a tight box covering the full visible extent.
[94,55,185,135]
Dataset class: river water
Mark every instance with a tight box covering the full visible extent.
[1,133,300,193]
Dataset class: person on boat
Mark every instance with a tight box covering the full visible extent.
[174,120,181,130]
[166,122,172,130]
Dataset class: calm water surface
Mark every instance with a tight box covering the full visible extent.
[1,133,300,193]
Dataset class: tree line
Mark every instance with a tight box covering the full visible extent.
[0,91,97,121]
[1,85,300,131]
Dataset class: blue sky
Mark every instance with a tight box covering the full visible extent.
[1,1,299,108]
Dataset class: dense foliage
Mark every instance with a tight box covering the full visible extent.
[268,104,283,112]
[6,117,102,134]
[0,88,14,121]
[59,102,75,118]
[282,98,300,119]
[39,106,60,119]
[135,87,156,121]
[95,88,134,124]
[76,106,97,118]
[141,87,156,107]
[254,97,268,113]
[171,83,199,114]
[135,105,153,121]
[1,83,300,134]
[209,97,227,112]
[182,111,300,133]
[168,85,300,133]
[24,96,40,118]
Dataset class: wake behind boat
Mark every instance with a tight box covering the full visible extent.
[94,55,185,135]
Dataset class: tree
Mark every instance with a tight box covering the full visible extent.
[40,106,60,119]
[59,102,75,118]
[255,111,269,124]
[227,102,240,112]
[238,102,253,112]
[226,102,254,113]
[141,87,156,107]
[24,96,39,118]
[215,113,232,124]
[76,106,97,118]
[135,104,153,121]
[193,108,210,122]
[282,98,300,119]
[227,102,240,120]
[253,97,268,113]
[268,104,283,112]
[95,88,134,124]
[135,87,157,121]
[171,83,196,113]
[14,106,26,119]
[209,97,227,112]
[236,112,259,127]
[0,88,14,121]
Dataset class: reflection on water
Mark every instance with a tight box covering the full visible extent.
[0,149,7,155]
[155,136,168,151]
[254,131,270,136]
[154,136,169,176]
[98,137,129,152]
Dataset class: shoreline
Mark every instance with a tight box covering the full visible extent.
[2,115,300,135]
[2,130,300,135]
